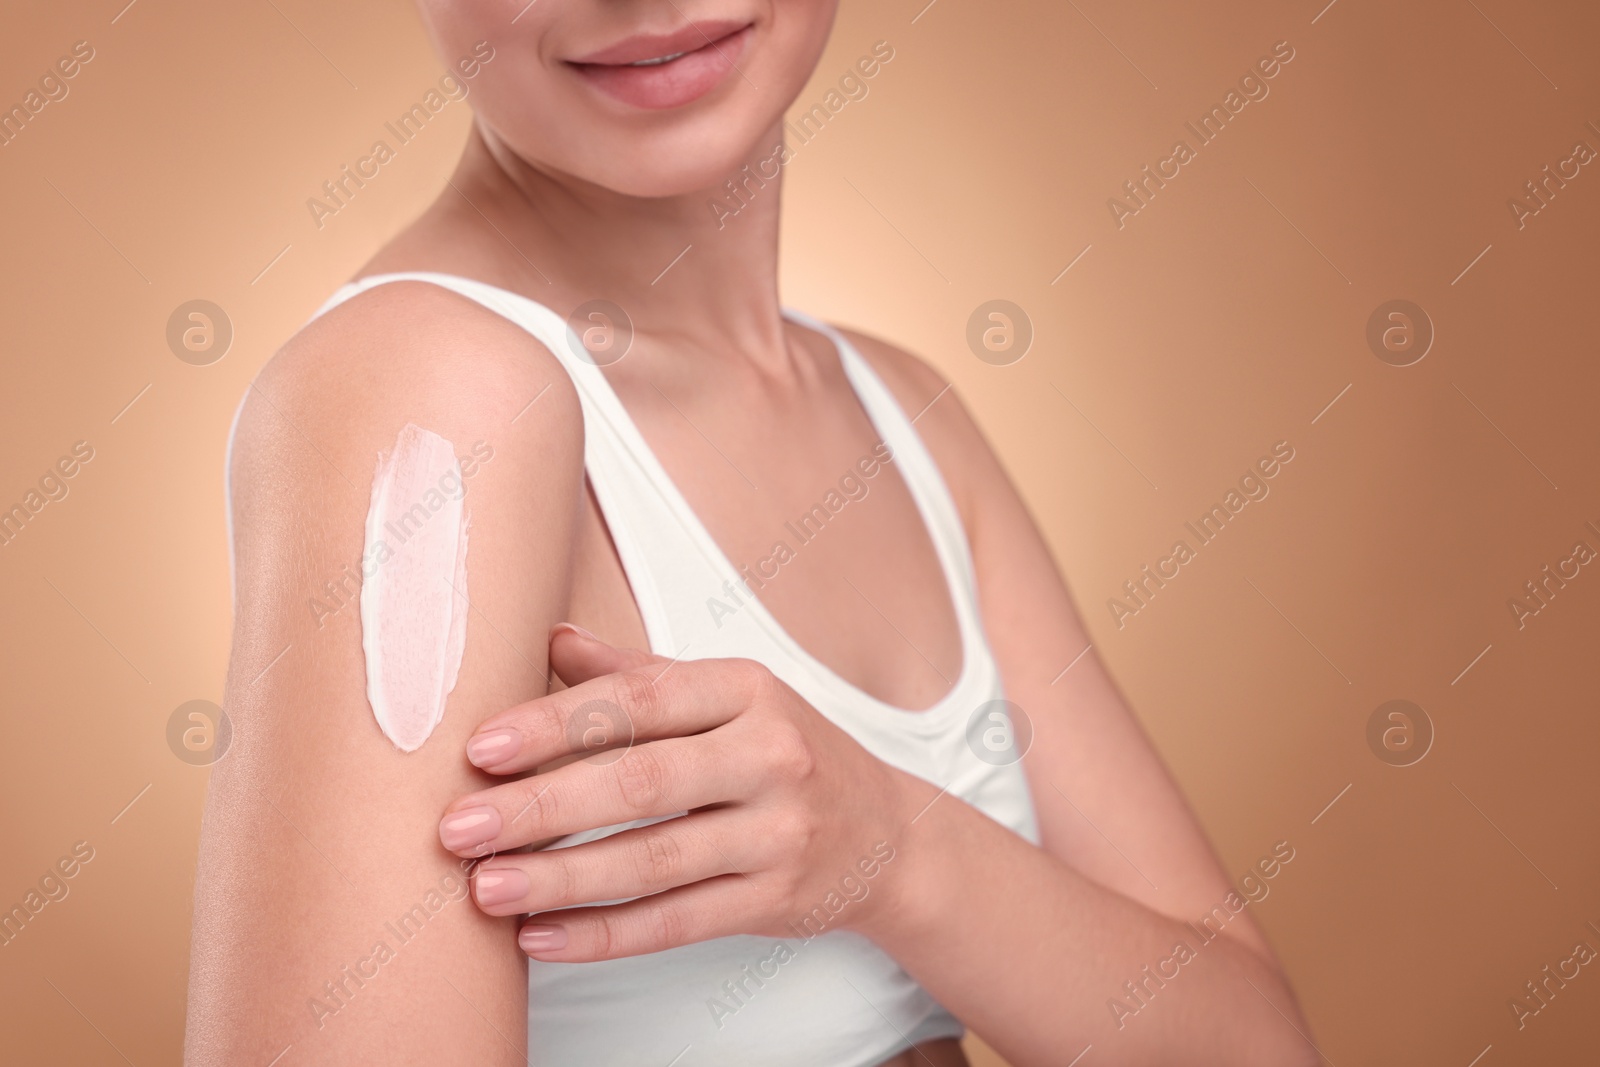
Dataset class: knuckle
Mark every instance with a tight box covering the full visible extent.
[631,829,684,887]
[614,669,662,729]
[755,867,800,917]
[543,851,582,908]
[535,700,571,750]
[730,657,777,700]
[770,804,819,853]
[643,898,689,948]
[765,722,818,783]
[587,916,616,960]
[514,780,560,832]
[766,880,802,925]
[613,746,669,813]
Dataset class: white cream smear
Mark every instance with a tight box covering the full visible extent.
[360,423,470,752]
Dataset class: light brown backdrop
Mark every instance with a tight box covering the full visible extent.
[2,0,1598,1064]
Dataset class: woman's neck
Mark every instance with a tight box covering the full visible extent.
[433,121,795,367]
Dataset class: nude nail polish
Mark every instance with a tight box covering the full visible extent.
[473,868,530,907]
[520,924,568,954]
[466,729,520,768]
[439,805,501,851]
[554,622,598,640]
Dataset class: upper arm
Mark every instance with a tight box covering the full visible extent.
[839,327,1274,961]
[185,284,585,1064]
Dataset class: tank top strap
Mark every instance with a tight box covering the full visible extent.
[307,273,987,661]
[304,274,1033,1067]
[309,270,696,500]
[311,270,615,398]
[307,270,692,654]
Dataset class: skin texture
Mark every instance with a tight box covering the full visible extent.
[186,2,1319,1065]
[188,290,583,1064]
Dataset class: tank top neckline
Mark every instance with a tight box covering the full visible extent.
[321,270,984,727]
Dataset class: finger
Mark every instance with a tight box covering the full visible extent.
[465,654,765,775]
[440,727,764,856]
[548,622,664,688]
[517,873,767,962]
[468,808,752,917]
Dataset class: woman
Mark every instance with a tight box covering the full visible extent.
[186,2,1317,1064]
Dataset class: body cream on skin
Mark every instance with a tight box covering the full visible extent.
[360,423,471,752]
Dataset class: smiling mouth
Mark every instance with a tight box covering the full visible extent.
[567,21,754,110]
[629,51,690,67]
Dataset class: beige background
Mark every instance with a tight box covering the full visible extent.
[3,0,1599,1064]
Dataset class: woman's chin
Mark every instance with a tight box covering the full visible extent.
[607,168,749,201]
[566,144,774,201]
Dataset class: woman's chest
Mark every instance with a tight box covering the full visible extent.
[563,428,964,717]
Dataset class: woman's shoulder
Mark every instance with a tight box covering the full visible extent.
[228,274,586,530]
[831,323,1007,527]
[268,273,580,427]
[244,190,584,468]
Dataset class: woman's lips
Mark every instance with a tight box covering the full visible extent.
[567,22,753,110]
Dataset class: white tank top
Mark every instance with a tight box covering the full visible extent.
[312,272,1040,1067]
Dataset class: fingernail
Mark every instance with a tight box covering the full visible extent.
[554,622,598,640]
[467,729,521,768]
[520,924,568,955]
[439,806,501,851]
[473,867,530,907]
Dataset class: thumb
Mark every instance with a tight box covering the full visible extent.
[548,623,665,688]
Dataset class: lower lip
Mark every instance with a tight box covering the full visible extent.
[570,25,752,110]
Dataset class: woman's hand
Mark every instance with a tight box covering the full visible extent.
[438,624,925,962]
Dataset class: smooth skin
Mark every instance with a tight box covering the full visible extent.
[186,1,1319,1065]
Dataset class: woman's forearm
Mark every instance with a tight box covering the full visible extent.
[869,779,1320,1067]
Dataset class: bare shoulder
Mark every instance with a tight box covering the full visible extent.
[833,324,950,401]
[833,324,1010,527]
[234,280,582,489]
[225,277,590,625]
